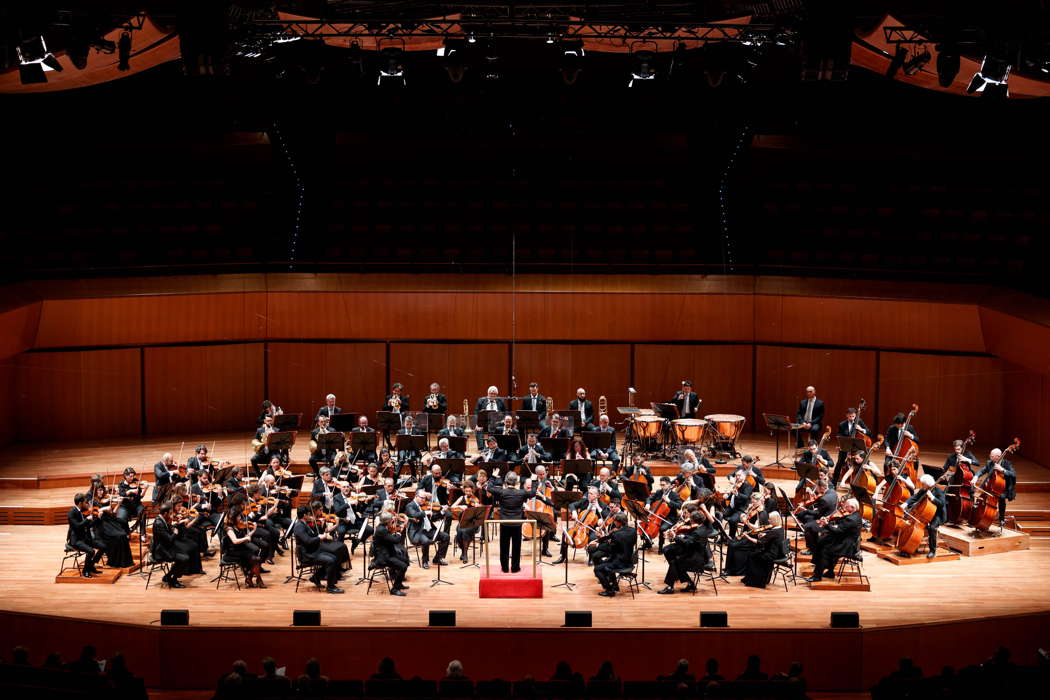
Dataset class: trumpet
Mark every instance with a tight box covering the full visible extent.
[390,396,401,411]
[426,393,440,410]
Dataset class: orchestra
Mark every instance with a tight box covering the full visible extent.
[59,380,1024,602]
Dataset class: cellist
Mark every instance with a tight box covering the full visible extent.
[971,447,1017,529]
[552,485,608,566]
[644,476,684,549]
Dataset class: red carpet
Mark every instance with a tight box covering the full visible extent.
[479,568,544,598]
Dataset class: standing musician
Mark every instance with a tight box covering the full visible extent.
[316,393,341,421]
[671,380,700,419]
[590,414,621,471]
[724,469,755,538]
[805,498,862,583]
[795,385,825,448]
[568,387,595,431]
[450,480,484,563]
[482,471,538,573]
[471,435,509,466]
[405,491,451,569]
[944,439,978,474]
[475,386,508,449]
[310,415,336,474]
[646,476,684,548]
[351,415,378,464]
[523,382,547,424]
[383,382,409,413]
[67,493,105,578]
[657,510,714,594]
[834,407,869,484]
[740,511,787,589]
[902,474,947,559]
[798,476,838,555]
[423,382,448,414]
[624,454,654,489]
[292,506,345,594]
[225,506,265,587]
[438,415,465,438]
[796,440,831,492]
[592,513,636,597]
[257,399,282,425]
[971,447,1017,528]
[252,415,287,468]
[372,512,410,595]
[553,485,609,565]
[885,413,919,469]
[152,503,191,588]
[515,433,550,466]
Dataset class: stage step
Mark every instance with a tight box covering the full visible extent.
[877,547,960,565]
[939,524,1031,556]
[55,567,123,584]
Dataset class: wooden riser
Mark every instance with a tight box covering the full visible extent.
[938,524,1031,556]
[877,547,960,565]
[55,567,124,584]
[808,577,871,592]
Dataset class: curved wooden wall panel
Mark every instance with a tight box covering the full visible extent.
[514,344,631,416]
[390,343,509,415]
[266,342,387,424]
[0,302,42,359]
[633,345,753,422]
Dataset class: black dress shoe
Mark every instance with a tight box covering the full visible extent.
[397,584,411,590]
[681,584,697,593]
[327,586,345,594]
[804,575,822,583]
[433,558,448,566]
[898,551,911,558]
[511,567,520,573]
[460,555,469,564]
[657,586,675,594]
[82,571,94,579]
[391,589,407,596]
[598,590,615,597]
[926,551,936,559]
[702,563,716,572]
[259,567,271,574]
[421,561,430,569]
[551,557,566,565]
[202,551,216,559]
[542,550,553,558]
[170,580,186,588]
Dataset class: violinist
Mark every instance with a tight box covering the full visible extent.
[645,477,684,548]
[450,480,483,563]
[438,414,466,438]
[90,482,133,568]
[902,474,947,559]
[726,491,771,575]
[761,481,780,515]
[431,437,464,461]
[624,454,654,490]
[592,513,636,597]
[67,493,105,578]
[724,469,755,538]
[191,470,225,531]
[351,416,378,464]
[795,440,830,491]
[740,511,787,589]
[244,485,280,565]
[805,498,862,583]
[799,477,838,555]
[515,433,550,466]
[471,435,509,466]
[373,512,410,595]
[225,466,247,495]
[152,452,178,501]
[884,413,919,470]
[369,477,400,515]
[376,449,397,479]
[116,467,147,528]
[553,485,609,566]
[405,491,451,569]
[657,511,713,594]
[335,480,371,554]
[308,499,351,570]
[309,414,336,475]
[418,464,456,537]
[259,473,293,536]
[225,504,265,588]
[834,408,869,483]
[171,493,207,574]
[590,414,621,470]
[291,506,345,594]
[152,503,191,588]
[795,385,825,448]
[590,500,625,562]
[971,447,1017,528]
[185,444,214,484]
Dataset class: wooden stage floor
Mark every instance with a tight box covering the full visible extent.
[0,431,1048,632]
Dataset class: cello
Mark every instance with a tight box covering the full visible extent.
[896,479,940,555]
[969,438,1021,531]
[522,476,554,539]
[890,404,921,483]
[943,430,977,525]
[567,503,602,548]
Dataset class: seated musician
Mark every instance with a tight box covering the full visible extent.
[341,480,375,553]
[724,469,755,538]
[395,415,424,480]
[740,511,787,589]
[152,503,190,588]
[405,490,451,569]
[645,476,683,548]
[116,467,147,528]
[185,444,213,484]
[726,492,770,575]
[384,382,409,413]
[799,476,838,555]
[170,494,206,574]
[252,415,287,468]
[806,498,862,582]
[795,440,831,491]
[243,485,279,565]
[884,413,919,469]
[657,510,713,594]
[350,416,378,464]
[308,499,351,570]
[552,485,609,565]
[224,505,265,587]
[225,465,247,495]
[368,477,399,516]
[291,506,345,594]
[944,439,978,474]
[259,473,293,534]
[424,382,448,414]
[191,470,225,532]
[529,465,557,557]
[312,466,340,510]
[568,388,595,431]
[475,386,508,449]
[567,437,591,475]
[360,463,382,487]
[971,447,1017,528]
[152,452,180,501]
[372,512,410,595]
[834,407,869,483]
[671,380,700,419]
[257,399,281,425]
[901,474,947,559]
[309,414,336,475]
[330,480,359,542]
[740,455,766,486]
[450,480,484,563]
[316,393,341,421]
[376,449,397,479]
[839,451,883,489]
[515,433,550,467]
[471,435,509,465]
[592,512,636,597]
[418,464,457,546]
[538,414,569,449]
[624,454,654,490]
[67,493,105,578]
[590,414,621,470]
[438,414,465,438]
[498,414,521,439]
[431,437,464,461]
[589,467,621,505]
[795,385,825,448]
[89,482,133,568]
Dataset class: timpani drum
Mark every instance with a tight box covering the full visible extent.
[672,418,706,445]
[634,416,665,440]
[704,413,746,456]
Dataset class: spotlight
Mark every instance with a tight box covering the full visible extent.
[935,43,960,87]
[902,47,931,76]
[377,45,405,87]
[468,32,476,44]
[16,35,63,84]
[439,39,467,83]
[628,48,658,88]
[118,31,132,72]
[967,55,1010,98]
[557,39,584,86]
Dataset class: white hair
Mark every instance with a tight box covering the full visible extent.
[487,385,499,394]
[599,414,609,422]
[990,448,1003,458]
[326,393,336,400]
[162,452,173,460]
[920,474,935,488]
[439,438,449,448]
[806,385,815,392]
[846,498,859,510]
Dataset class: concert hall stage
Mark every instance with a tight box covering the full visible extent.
[0,432,1048,692]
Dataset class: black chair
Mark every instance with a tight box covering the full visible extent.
[438,679,474,698]
[835,541,868,586]
[286,537,324,592]
[59,543,85,577]
[688,567,719,595]
[142,552,170,590]
[212,537,242,590]
[770,555,797,591]
[613,551,641,599]
[364,559,392,594]
[326,679,364,697]
[585,679,622,697]
[476,679,512,698]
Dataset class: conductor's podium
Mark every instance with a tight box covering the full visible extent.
[478,518,545,599]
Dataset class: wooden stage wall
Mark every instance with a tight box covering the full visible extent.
[0,283,1047,465]
[1,610,1047,692]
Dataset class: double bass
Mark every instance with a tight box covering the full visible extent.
[852,398,873,449]
[896,479,940,555]
[847,434,885,520]
[890,404,921,483]
[969,438,1021,531]
[943,430,977,524]
[870,446,916,543]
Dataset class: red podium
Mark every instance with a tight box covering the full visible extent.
[479,568,544,598]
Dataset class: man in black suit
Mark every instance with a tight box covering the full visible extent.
[395,415,424,480]
[553,486,609,564]
[483,471,539,572]
[252,415,287,468]
[471,435,509,466]
[67,493,104,578]
[834,407,870,484]
[522,382,547,424]
[151,503,190,588]
[152,452,182,501]
[590,414,621,470]
[431,437,464,461]
[724,469,755,538]
[423,382,447,414]
[806,499,862,582]
[671,380,700,419]
[515,434,550,466]
[972,447,1017,527]
[372,512,410,595]
[903,474,947,559]
[474,385,507,449]
[646,477,684,548]
[383,382,409,413]
[418,464,455,539]
[350,415,378,464]
[795,385,825,448]
[438,415,466,438]
[799,477,839,555]
[291,506,344,593]
[497,414,523,443]
[593,514,637,596]
[316,394,341,421]
[538,414,568,439]
[884,413,920,469]
[795,440,830,491]
[658,511,714,594]
[405,491,451,568]
[568,387,595,431]
[309,414,337,474]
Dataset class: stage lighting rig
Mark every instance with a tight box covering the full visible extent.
[16,35,63,85]
[117,31,131,71]
[557,39,584,86]
[967,54,1011,98]
[377,44,406,87]
[902,46,931,76]
[628,45,658,88]
[438,39,468,83]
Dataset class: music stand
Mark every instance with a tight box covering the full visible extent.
[795,456,820,484]
[435,458,466,483]
[274,413,302,431]
[550,490,582,590]
[459,505,491,568]
[213,465,237,486]
[267,431,295,455]
[560,459,596,490]
[621,478,651,503]
[493,434,521,453]
[526,509,558,565]
[764,413,794,467]
[316,431,344,458]
[476,410,502,432]
[837,436,867,454]
[349,431,378,464]
[377,411,403,448]
[622,497,655,589]
[445,435,468,455]
[539,437,569,461]
[581,431,612,461]
[515,409,541,433]
[651,402,679,420]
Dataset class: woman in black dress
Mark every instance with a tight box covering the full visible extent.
[741,511,787,588]
[89,482,133,568]
[724,492,769,575]
[225,507,265,587]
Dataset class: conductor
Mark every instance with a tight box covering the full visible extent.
[482,472,538,573]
